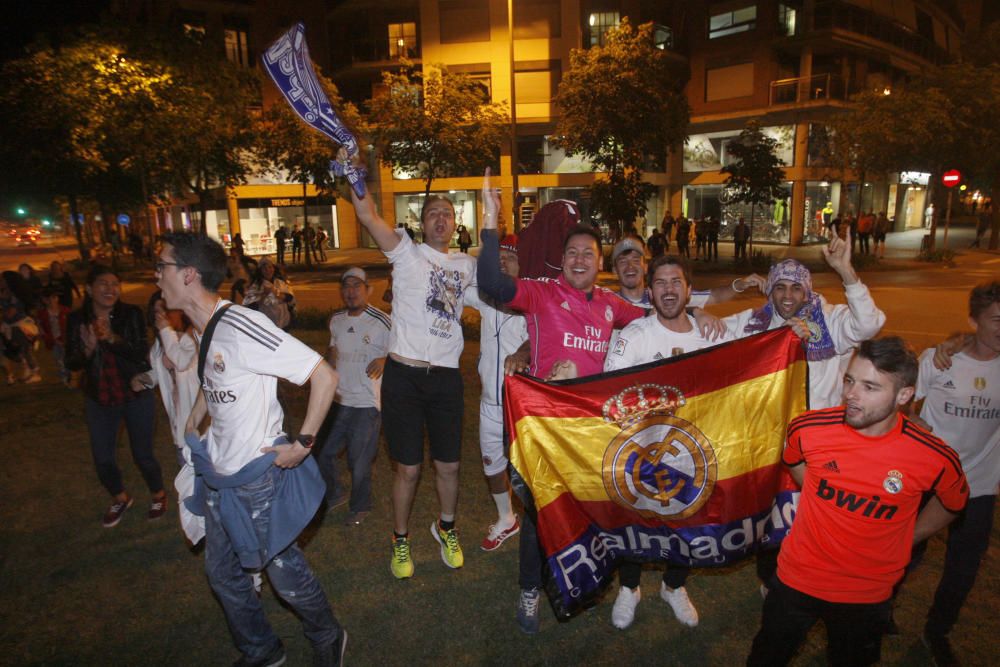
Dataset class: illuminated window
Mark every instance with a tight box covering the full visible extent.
[388,22,417,59]
[778,4,797,36]
[709,5,757,39]
[224,28,249,66]
[588,12,620,47]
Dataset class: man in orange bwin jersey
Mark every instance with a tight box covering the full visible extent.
[747,337,969,667]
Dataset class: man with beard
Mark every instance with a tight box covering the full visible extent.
[604,255,753,630]
[747,337,968,666]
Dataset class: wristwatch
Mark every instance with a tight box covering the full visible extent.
[297,434,316,449]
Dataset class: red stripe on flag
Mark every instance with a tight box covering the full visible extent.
[505,328,803,422]
[533,463,799,553]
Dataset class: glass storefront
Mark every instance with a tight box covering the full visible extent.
[390,190,479,248]
[803,181,844,243]
[683,182,793,244]
[236,197,340,257]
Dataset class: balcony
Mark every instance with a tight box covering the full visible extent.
[812,0,950,66]
[769,73,847,106]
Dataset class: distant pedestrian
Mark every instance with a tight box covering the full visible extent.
[873,212,891,258]
[675,216,691,258]
[231,233,245,264]
[661,212,675,252]
[706,216,719,262]
[647,228,666,258]
[35,288,70,385]
[18,263,44,311]
[694,217,706,260]
[291,224,303,263]
[46,261,81,309]
[733,217,749,261]
[315,227,328,262]
[0,271,42,384]
[857,211,874,255]
[274,225,288,265]
[457,224,472,253]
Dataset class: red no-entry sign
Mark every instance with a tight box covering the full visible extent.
[942,169,961,188]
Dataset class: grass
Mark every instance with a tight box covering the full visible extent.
[1,331,997,665]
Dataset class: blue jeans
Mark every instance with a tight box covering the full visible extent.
[317,404,381,512]
[85,392,162,497]
[204,465,341,660]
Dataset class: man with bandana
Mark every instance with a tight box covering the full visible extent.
[729,233,885,410]
[729,232,887,591]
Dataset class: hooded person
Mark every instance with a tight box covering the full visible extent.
[727,233,887,410]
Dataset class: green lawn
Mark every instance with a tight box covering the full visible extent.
[1,331,996,665]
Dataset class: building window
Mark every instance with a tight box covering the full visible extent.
[514,0,561,39]
[709,5,757,39]
[515,61,561,104]
[588,12,620,47]
[224,29,249,67]
[388,22,417,59]
[653,24,674,50]
[777,3,797,36]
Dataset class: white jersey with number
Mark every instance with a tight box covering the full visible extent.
[384,230,476,368]
[917,349,1000,497]
[198,301,323,475]
[328,306,391,410]
[604,313,737,372]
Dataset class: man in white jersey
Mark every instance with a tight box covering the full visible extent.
[156,232,345,667]
[604,255,745,630]
[464,234,528,551]
[318,267,390,527]
[347,180,475,579]
[914,281,1000,666]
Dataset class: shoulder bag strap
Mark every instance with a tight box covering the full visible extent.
[198,303,233,385]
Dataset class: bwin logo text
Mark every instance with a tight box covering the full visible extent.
[816,478,898,520]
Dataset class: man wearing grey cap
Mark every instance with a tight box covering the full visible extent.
[317,267,390,526]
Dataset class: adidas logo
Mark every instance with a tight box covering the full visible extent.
[348,326,355,333]
[653,352,663,360]
[822,460,840,473]
[560,301,572,311]
[943,380,955,389]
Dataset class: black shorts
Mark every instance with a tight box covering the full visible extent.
[381,357,464,465]
[873,232,886,242]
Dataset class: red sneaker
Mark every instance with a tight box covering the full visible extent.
[480,517,520,551]
[102,497,134,528]
[148,494,168,521]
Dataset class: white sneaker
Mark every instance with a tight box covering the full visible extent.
[611,586,641,629]
[660,583,699,627]
[760,583,769,599]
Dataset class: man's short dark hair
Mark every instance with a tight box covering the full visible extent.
[969,281,1000,319]
[420,195,455,224]
[856,336,918,389]
[563,224,602,254]
[646,254,691,288]
[162,232,227,291]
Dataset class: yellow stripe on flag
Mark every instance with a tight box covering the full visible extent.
[511,361,807,510]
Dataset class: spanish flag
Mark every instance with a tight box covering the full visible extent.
[504,328,807,615]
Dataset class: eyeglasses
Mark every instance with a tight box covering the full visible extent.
[155,260,183,273]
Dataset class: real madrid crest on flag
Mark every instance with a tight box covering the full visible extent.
[601,384,717,520]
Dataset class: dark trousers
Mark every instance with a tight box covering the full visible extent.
[735,239,748,260]
[292,243,301,263]
[518,512,544,589]
[316,403,381,512]
[85,392,163,497]
[926,494,996,637]
[858,232,871,255]
[276,241,285,265]
[707,236,718,262]
[748,576,890,667]
[619,560,689,589]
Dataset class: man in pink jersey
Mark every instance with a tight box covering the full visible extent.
[477,172,647,633]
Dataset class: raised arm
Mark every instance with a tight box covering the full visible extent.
[341,148,400,252]
[477,168,518,303]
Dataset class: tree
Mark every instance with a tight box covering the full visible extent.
[720,121,788,257]
[365,61,509,197]
[830,55,1000,251]
[553,18,689,238]
[256,69,361,268]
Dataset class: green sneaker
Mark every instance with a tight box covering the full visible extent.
[390,535,414,579]
[431,521,464,569]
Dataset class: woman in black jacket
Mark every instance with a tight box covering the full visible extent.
[65,265,166,528]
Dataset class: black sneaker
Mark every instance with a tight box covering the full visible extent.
[233,642,286,667]
[922,631,960,667]
[884,609,900,636]
[313,629,348,667]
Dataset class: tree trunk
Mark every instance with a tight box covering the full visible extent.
[67,193,89,268]
[198,191,209,237]
[925,170,943,253]
[748,202,756,258]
